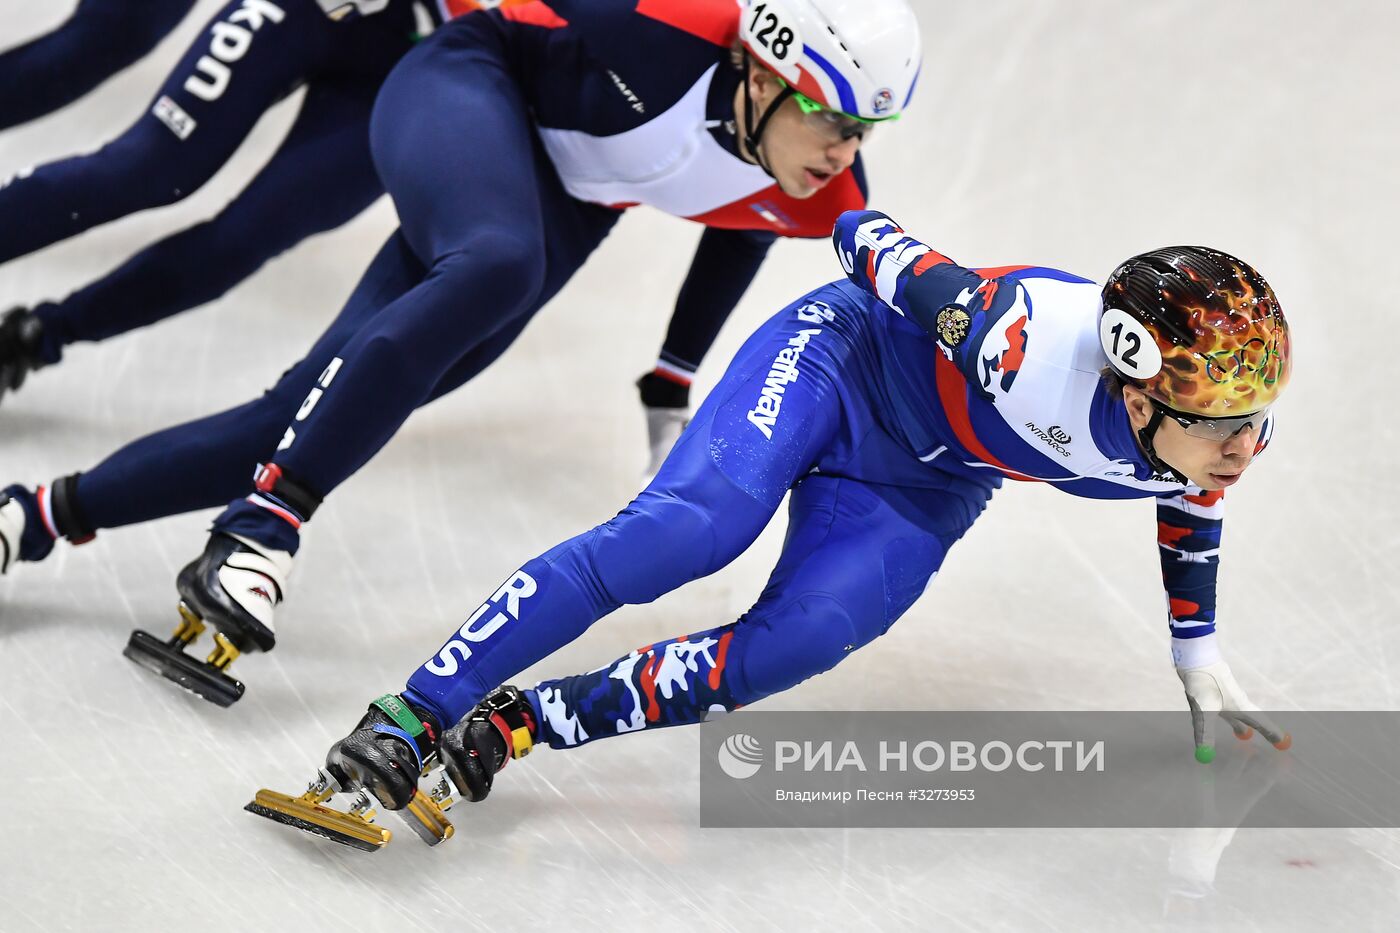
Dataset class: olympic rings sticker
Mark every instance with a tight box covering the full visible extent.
[1099,307,1162,379]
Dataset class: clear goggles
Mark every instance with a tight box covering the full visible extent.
[778,79,898,143]
[1152,399,1270,441]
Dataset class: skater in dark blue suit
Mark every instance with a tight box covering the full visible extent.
[0,0,196,131]
[0,0,430,399]
[0,0,921,709]
[0,0,421,265]
[0,0,851,478]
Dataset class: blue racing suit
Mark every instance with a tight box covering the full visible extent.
[400,210,1268,747]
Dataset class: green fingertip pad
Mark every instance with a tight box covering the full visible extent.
[1195,745,1216,764]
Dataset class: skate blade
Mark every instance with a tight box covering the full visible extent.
[400,789,455,846]
[123,629,245,707]
[245,788,390,852]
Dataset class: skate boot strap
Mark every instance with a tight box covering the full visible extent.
[369,694,439,771]
[49,473,96,545]
[252,463,324,523]
[470,686,537,763]
[224,534,293,596]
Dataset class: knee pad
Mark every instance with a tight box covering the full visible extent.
[736,594,863,701]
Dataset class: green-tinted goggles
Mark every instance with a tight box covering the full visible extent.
[777,78,900,142]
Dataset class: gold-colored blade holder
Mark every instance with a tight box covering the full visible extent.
[245,766,456,851]
[400,767,456,846]
[246,770,390,852]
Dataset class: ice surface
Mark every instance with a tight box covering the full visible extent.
[2,2,1397,930]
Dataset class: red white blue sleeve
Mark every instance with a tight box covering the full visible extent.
[1156,488,1225,642]
[831,209,1032,395]
[1158,419,1273,665]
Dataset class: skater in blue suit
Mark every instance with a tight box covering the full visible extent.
[271,210,1295,838]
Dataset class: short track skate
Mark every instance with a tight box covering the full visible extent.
[125,533,289,706]
[246,765,457,852]
[123,601,247,707]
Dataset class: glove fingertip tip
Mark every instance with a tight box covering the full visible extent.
[1234,728,1255,742]
[1194,745,1216,764]
[1273,733,1293,751]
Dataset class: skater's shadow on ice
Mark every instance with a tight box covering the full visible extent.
[0,405,92,440]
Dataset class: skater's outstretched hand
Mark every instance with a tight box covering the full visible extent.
[1172,635,1290,763]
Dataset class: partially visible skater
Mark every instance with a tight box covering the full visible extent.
[249,208,1294,848]
[0,0,515,402]
[0,0,196,131]
[0,0,923,705]
[0,0,740,475]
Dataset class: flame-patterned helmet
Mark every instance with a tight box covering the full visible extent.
[1098,246,1291,418]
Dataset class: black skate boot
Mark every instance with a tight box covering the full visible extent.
[124,532,292,707]
[439,685,539,803]
[0,307,48,403]
[247,694,456,851]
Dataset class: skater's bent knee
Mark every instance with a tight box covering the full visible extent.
[739,594,866,697]
[589,495,724,605]
[433,231,544,309]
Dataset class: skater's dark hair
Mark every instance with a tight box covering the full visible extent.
[1100,366,1126,400]
[730,37,747,70]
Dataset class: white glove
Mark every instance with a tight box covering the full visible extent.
[1172,633,1291,763]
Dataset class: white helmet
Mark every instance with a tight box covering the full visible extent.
[737,0,922,121]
